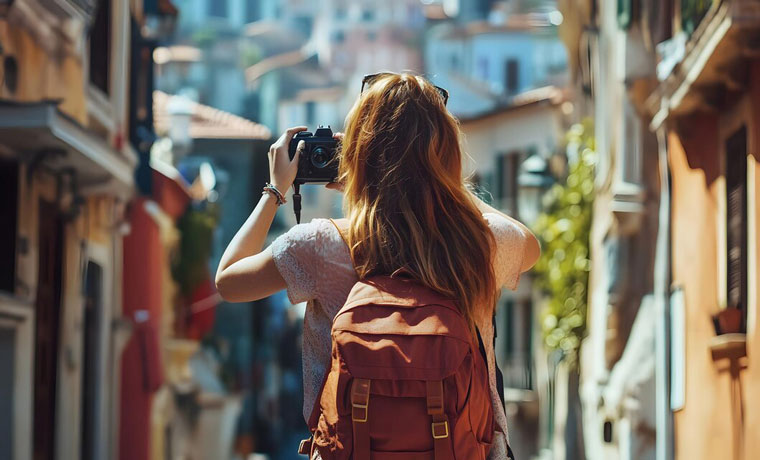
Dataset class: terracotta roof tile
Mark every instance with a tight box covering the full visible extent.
[153,91,271,140]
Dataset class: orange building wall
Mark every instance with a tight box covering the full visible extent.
[0,21,88,123]
[745,61,760,458]
[670,67,760,458]
[669,113,735,460]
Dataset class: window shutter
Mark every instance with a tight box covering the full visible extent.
[725,126,747,330]
[0,159,18,293]
[89,0,111,95]
[506,153,519,217]
[505,59,519,95]
[496,153,506,202]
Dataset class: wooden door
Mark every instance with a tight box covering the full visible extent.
[33,200,63,460]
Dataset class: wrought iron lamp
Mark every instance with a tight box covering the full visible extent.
[517,153,554,226]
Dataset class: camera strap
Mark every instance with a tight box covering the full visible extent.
[293,183,302,224]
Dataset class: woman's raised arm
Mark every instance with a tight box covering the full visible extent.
[214,126,306,302]
[469,190,541,273]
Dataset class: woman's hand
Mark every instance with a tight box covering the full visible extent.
[326,131,345,192]
[269,126,307,191]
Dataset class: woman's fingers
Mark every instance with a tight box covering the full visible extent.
[269,127,307,190]
[270,126,307,154]
[268,127,306,160]
[274,126,307,148]
[290,141,304,170]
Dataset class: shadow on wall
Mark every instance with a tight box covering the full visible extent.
[674,113,721,186]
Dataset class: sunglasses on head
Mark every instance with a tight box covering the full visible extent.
[361,72,449,106]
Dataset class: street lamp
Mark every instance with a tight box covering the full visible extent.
[167,94,194,162]
[517,153,554,226]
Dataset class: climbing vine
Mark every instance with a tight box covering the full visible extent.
[532,120,595,365]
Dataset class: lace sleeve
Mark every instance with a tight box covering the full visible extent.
[270,220,322,304]
[484,213,527,290]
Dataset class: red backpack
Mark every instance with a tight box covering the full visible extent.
[298,220,494,460]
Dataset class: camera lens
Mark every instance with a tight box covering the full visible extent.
[310,146,330,169]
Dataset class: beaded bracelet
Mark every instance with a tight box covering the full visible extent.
[262,183,287,206]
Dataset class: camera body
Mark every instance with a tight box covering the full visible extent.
[288,126,339,184]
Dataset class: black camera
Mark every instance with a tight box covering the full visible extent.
[288,126,339,184]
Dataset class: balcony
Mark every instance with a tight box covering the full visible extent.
[5,0,97,48]
[0,99,135,198]
[653,0,760,126]
[38,0,96,20]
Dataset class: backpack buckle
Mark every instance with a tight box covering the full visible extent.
[352,402,369,422]
[431,421,449,439]
[351,379,371,423]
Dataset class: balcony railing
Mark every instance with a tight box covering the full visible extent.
[39,0,96,19]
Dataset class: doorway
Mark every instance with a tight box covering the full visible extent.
[33,200,63,460]
[81,261,104,460]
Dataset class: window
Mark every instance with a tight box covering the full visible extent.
[335,7,347,20]
[208,0,228,18]
[505,58,519,94]
[361,8,375,22]
[89,0,111,95]
[0,326,14,460]
[0,301,33,460]
[245,0,260,23]
[332,30,345,43]
[477,56,489,81]
[305,101,315,125]
[450,53,460,72]
[725,126,747,331]
[620,101,642,184]
[502,298,533,390]
[495,152,520,216]
[293,16,313,34]
[0,158,17,293]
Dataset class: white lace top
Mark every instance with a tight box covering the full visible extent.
[271,213,527,459]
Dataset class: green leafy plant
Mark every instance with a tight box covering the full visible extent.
[173,203,219,298]
[532,120,595,365]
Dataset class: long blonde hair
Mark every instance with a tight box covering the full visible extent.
[338,73,498,327]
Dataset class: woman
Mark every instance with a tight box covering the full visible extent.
[215,72,540,459]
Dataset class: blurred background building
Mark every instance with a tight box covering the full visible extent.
[559,1,760,460]
[2,0,759,459]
